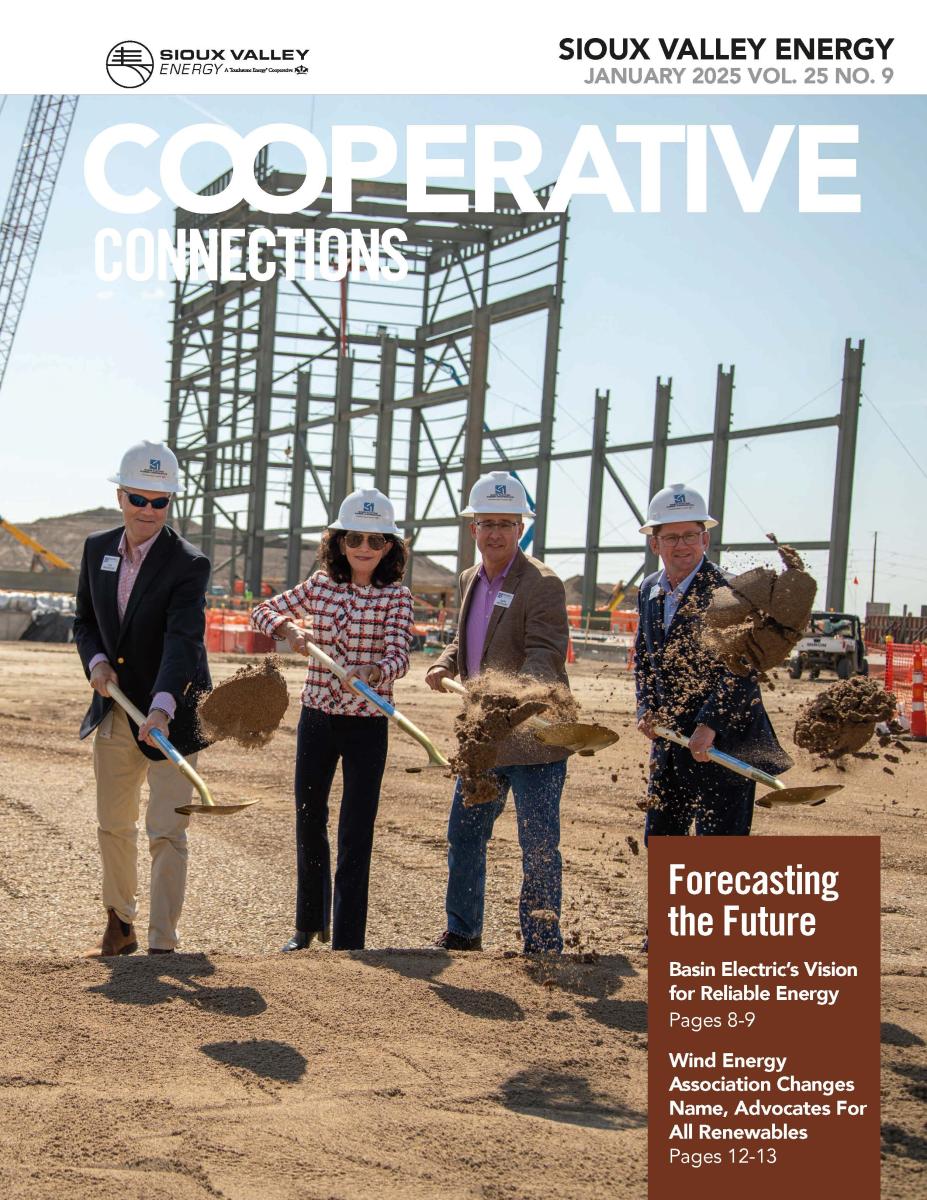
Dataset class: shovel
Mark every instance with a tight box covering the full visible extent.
[107,683,258,816]
[440,677,619,757]
[301,639,450,771]
[654,725,843,807]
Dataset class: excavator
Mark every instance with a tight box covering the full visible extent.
[0,515,74,571]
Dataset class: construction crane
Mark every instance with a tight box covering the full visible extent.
[0,514,74,571]
[0,95,78,393]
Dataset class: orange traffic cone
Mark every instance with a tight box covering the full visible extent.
[911,644,926,741]
[566,636,576,665]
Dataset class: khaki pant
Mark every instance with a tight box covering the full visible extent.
[93,707,194,950]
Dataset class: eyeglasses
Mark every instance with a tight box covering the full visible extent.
[343,532,389,550]
[474,520,520,532]
[122,491,170,510]
[655,531,703,548]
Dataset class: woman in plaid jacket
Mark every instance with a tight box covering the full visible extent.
[251,489,414,951]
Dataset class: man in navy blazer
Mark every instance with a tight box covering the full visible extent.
[635,484,790,842]
[74,440,211,957]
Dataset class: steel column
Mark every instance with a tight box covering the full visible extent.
[707,364,734,563]
[826,338,864,610]
[330,353,355,518]
[246,277,278,597]
[457,307,490,572]
[531,213,568,560]
[374,334,397,492]
[286,370,310,587]
[582,390,609,614]
[644,377,672,576]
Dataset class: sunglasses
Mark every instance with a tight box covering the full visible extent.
[343,532,389,550]
[122,491,170,510]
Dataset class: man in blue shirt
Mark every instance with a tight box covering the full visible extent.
[634,484,789,841]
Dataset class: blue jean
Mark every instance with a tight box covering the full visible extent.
[445,759,567,953]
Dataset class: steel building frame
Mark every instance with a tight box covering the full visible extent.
[167,168,568,595]
[571,339,863,612]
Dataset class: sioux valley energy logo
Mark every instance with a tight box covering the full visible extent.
[105,41,155,89]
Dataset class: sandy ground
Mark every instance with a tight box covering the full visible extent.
[0,643,923,1199]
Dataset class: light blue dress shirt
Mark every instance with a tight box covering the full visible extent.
[657,557,705,632]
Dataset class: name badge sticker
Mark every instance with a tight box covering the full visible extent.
[101,555,121,572]
[494,591,514,609]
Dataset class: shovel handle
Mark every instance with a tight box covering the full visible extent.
[654,725,782,790]
[303,639,450,768]
[106,682,216,806]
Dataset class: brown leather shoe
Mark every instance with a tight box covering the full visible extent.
[83,909,138,958]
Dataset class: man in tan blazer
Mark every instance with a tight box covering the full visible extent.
[426,470,571,954]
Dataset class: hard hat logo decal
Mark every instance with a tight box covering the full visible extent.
[674,493,686,504]
[150,459,161,472]
[494,484,508,497]
[363,501,375,513]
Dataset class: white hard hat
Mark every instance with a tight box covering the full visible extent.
[329,488,401,535]
[109,440,181,494]
[461,470,533,518]
[639,483,718,533]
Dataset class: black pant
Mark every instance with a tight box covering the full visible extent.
[644,743,755,842]
[294,707,389,949]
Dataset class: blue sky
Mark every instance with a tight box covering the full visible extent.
[0,92,924,610]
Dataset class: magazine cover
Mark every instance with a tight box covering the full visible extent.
[0,3,922,1197]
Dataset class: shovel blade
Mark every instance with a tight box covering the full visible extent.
[533,721,619,755]
[755,784,843,809]
[175,800,260,816]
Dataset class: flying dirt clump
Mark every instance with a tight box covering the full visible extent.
[793,676,896,758]
[702,536,817,677]
[198,656,290,749]
[450,670,578,806]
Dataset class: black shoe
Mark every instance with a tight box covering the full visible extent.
[148,947,175,956]
[432,929,482,951]
[281,930,328,952]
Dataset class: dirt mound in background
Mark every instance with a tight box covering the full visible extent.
[703,538,817,677]
[198,656,289,748]
[450,671,577,806]
[793,677,896,757]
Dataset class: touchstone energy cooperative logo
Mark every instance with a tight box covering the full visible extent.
[106,41,155,88]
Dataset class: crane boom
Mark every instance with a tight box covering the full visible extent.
[0,515,74,571]
[0,95,78,392]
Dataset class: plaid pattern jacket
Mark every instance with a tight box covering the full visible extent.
[251,571,414,716]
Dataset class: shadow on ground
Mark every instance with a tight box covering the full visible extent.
[497,1066,646,1131]
[201,1039,307,1083]
[86,953,267,1016]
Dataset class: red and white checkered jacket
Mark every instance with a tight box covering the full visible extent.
[250,571,414,717]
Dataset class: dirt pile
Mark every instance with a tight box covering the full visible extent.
[793,677,897,757]
[702,538,817,677]
[450,671,578,806]
[197,656,289,748]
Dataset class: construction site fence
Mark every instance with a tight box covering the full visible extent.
[567,606,639,634]
[866,640,923,702]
